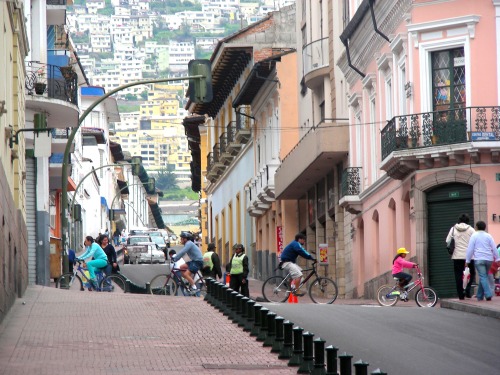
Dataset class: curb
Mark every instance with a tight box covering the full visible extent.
[440,299,500,319]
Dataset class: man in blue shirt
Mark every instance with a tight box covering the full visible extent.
[280,233,315,295]
[466,221,500,301]
[172,231,204,294]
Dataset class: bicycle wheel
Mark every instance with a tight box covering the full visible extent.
[415,287,438,307]
[100,274,127,293]
[150,274,179,296]
[262,276,290,303]
[195,279,207,297]
[56,273,83,291]
[308,277,338,304]
[376,285,399,307]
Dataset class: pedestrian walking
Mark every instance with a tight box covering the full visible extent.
[445,213,475,299]
[466,221,500,301]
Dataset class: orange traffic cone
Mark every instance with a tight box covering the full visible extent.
[288,292,298,304]
[225,273,230,286]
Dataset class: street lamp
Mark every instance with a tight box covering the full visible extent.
[61,60,212,273]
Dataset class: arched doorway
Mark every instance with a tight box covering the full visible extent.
[427,182,473,298]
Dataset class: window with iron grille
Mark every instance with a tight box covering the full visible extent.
[432,47,465,111]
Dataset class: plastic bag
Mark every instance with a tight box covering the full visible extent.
[462,267,470,290]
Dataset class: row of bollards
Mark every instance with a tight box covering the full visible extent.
[204,279,387,375]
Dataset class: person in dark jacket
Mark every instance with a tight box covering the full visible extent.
[280,233,315,295]
[228,243,249,297]
[97,234,119,274]
[202,243,222,280]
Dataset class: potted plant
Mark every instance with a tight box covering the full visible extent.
[34,67,46,95]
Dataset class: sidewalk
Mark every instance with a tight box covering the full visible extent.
[0,286,296,375]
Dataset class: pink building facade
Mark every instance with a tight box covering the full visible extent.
[338,0,500,298]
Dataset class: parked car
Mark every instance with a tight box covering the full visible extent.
[150,235,167,252]
[123,235,151,264]
[126,242,166,264]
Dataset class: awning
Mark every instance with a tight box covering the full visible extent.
[149,202,165,229]
[117,179,129,195]
[110,141,125,162]
[82,127,106,144]
[67,176,76,192]
[100,196,109,211]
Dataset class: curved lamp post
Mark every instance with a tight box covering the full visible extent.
[61,61,211,273]
[108,179,155,224]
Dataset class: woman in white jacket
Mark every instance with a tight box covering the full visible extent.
[446,214,475,299]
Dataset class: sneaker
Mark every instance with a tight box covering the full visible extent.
[400,292,408,301]
[292,289,306,297]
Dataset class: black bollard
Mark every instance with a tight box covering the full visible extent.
[232,293,243,323]
[354,360,369,375]
[263,311,277,347]
[297,331,315,374]
[244,299,256,332]
[145,282,151,294]
[256,307,269,342]
[213,282,222,309]
[228,290,239,320]
[238,296,249,327]
[204,277,212,303]
[287,326,304,367]
[311,337,326,375]
[339,352,353,375]
[271,316,285,353]
[223,287,233,316]
[219,285,229,312]
[325,345,339,375]
[278,320,294,359]
[250,304,263,337]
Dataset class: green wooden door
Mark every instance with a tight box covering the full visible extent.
[427,183,473,298]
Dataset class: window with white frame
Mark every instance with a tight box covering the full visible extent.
[398,62,406,116]
[385,74,393,120]
[370,97,377,183]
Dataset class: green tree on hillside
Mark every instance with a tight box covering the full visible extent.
[156,168,179,191]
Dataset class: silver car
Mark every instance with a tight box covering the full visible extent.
[129,242,166,264]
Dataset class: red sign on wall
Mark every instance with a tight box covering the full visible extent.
[276,226,283,259]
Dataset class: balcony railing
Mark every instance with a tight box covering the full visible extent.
[381,106,500,160]
[302,37,329,77]
[47,0,67,5]
[226,121,235,144]
[219,132,227,154]
[341,167,362,197]
[25,61,78,106]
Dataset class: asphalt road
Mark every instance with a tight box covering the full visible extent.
[264,303,499,375]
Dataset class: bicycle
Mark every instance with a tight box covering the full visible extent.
[149,261,206,297]
[56,260,127,293]
[262,260,338,304]
[376,264,438,307]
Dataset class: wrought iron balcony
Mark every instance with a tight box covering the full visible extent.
[219,132,234,165]
[47,0,67,4]
[302,37,329,87]
[25,61,78,106]
[381,106,500,160]
[340,167,362,197]
[226,120,242,155]
[339,167,362,215]
[235,108,252,143]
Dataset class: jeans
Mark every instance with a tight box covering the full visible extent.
[474,260,493,300]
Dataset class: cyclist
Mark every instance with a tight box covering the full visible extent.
[392,247,417,300]
[76,235,109,290]
[171,231,204,294]
[280,233,315,296]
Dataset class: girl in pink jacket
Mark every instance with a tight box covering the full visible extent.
[392,247,417,287]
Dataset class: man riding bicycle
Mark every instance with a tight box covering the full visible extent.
[280,233,315,295]
[171,231,204,294]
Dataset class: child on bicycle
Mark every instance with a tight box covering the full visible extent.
[392,248,417,299]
